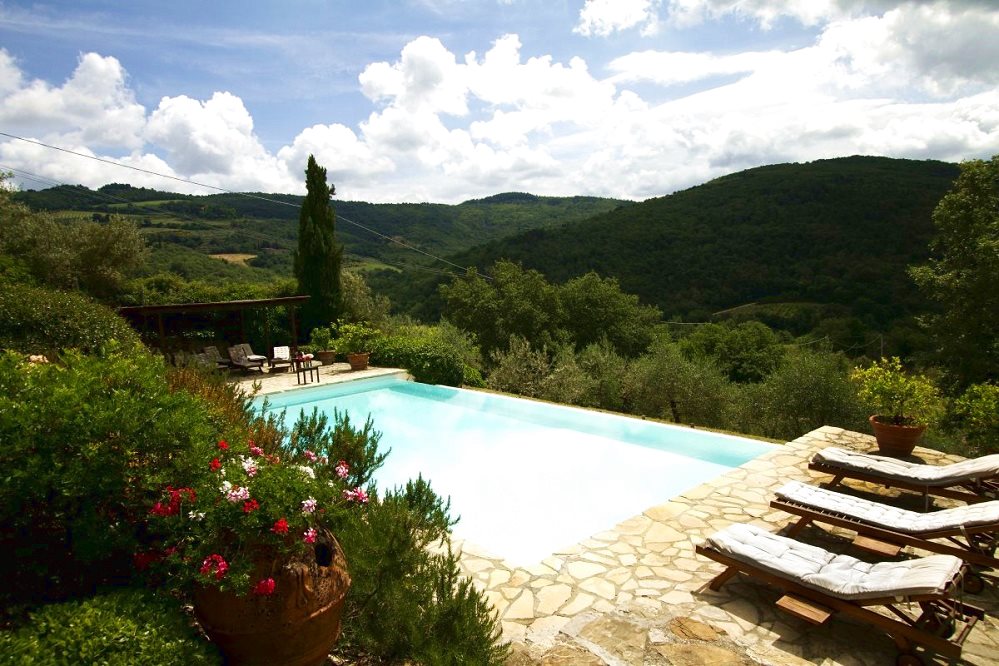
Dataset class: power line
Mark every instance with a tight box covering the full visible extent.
[0,130,490,280]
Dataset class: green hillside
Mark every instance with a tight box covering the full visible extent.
[373,156,960,333]
[13,185,628,280]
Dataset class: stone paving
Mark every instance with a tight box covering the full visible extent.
[246,370,999,665]
[467,426,999,666]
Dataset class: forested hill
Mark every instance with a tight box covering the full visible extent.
[12,185,628,272]
[374,156,960,328]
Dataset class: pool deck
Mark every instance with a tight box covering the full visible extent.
[244,368,999,665]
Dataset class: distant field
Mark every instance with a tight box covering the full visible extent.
[210,253,257,266]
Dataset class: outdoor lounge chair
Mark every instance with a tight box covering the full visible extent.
[696,523,984,665]
[238,343,268,367]
[202,345,231,370]
[771,480,999,577]
[270,346,294,373]
[809,447,999,506]
[228,345,264,373]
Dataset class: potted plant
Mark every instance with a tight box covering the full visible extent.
[141,434,369,665]
[333,321,378,371]
[851,356,942,457]
[308,326,336,365]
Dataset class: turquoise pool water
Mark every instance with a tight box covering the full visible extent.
[258,376,774,564]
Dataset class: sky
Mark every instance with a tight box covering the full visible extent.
[0,0,997,203]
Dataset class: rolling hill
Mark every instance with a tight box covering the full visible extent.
[371,156,961,333]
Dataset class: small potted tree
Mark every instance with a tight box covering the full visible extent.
[309,325,337,366]
[334,321,378,371]
[851,356,942,457]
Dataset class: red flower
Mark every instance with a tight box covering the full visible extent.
[150,501,177,517]
[243,499,260,514]
[252,578,276,596]
[149,486,195,516]
[133,550,160,571]
[200,554,229,580]
[210,457,222,472]
[271,518,289,535]
[218,440,229,450]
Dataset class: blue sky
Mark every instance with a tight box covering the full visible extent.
[1,0,998,202]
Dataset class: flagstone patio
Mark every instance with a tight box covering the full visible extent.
[468,427,999,666]
[247,369,999,665]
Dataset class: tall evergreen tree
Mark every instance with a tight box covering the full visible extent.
[294,155,344,335]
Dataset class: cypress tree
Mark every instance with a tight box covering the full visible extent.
[294,155,343,335]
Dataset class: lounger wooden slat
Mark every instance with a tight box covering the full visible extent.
[773,497,999,570]
[696,526,985,664]
[808,447,999,507]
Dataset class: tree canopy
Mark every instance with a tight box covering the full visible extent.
[293,155,343,333]
[910,155,999,388]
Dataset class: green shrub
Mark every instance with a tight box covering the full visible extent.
[0,349,224,603]
[621,337,735,428]
[371,333,466,386]
[485,335,551,398]
[951,383,999,455]
[851,356,942,426]
[335,477,507,665]
[0,282,141,355]
[0,588,220,665]
[739,348,868,441]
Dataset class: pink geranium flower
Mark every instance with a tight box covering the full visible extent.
[303,450,318,463]
[343,487,369,504]
[301,497,317,514]
[334,460,349,479]
[303,528,317,544]
[252,578,276,596]
[200,554,229,580]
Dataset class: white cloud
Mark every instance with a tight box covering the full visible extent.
[1,1,998,205]
[575,0,659,36]
[0,51,145,150]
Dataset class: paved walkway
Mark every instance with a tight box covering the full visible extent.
[245,371,999,664]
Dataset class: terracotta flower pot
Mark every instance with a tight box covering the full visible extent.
[194,534,351,666]
[869,415,927,458]
[347,352,369,371]
[316,350,336,365]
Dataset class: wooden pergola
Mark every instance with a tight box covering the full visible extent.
[118,295,310,354]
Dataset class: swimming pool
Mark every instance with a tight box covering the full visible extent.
[258,376,774,565]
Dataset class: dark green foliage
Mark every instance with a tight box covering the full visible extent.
[0,588,220,665]
[0,282,141,355]
[621,337,735,428]
[286,408,388,489]
[486,335,554,398]
[336,477,508,665]
[559,272,661,356]
[947,383,999,456]
[1,183,148,300]
[406,157,961,337]
[679,321,787,383]
[441,260,660,358]
[371,334,467,386]
[294,155,344,333]
[910,155,999,389]
[0,349,221,604]
[738,348,868,440]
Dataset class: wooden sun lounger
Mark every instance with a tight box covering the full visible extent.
[770,484,999,575]
[228,345,264,374]
[809,448,999,507]
[697,525,984,665]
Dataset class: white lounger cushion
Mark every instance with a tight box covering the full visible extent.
[776,481,999,533]
[813,447,999,485]
[706,523,962,601]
